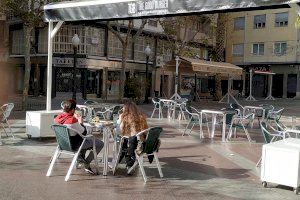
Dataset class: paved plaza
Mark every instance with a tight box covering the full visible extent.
[1,98,300,200]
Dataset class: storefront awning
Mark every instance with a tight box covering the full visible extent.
[44,0,299,22]
[164,57,243,76]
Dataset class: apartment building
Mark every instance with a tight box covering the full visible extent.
[225,8,300,98]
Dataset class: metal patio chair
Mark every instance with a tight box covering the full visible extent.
[96,105,122,120]
[266,108,284,124]
[150,97,162,118]
[46,124,97,181]
[227,113,254,142]
[113,127,163,183]
[76,105,94,123]
[183,106,210,139]
[256,122,285,167]
[0,103,15,139]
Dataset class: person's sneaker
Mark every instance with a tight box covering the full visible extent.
[126,162,137,175]
[84,164,95,175]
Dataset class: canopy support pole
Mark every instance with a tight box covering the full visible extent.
[170,56,181,100]
[265,74,275,100]
[246,69,256,101]
[219,77,239,104]
[46,21,64,111]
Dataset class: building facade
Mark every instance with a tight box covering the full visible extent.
[7,16,215,101]
[0,15,19,105]
[225,8,300,98]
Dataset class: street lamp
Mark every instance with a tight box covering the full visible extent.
[72,34,80,100]
[144,45,151,103]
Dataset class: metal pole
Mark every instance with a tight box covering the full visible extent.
[175,56,179,95]
[249,70,252,97]
[72,46,77,100]
[144,55,149,103]
[46,22,53,111]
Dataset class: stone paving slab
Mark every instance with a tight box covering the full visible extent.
[1,100,300,199]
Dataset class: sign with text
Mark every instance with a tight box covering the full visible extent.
[128,0,168,15]
[53,57,87,68]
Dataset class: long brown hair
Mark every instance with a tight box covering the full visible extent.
[121,101,148,138]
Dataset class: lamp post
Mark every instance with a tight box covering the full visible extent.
[144,45,151,103]
[72,34,80,100]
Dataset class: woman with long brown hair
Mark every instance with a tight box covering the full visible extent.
[117,101,148,172]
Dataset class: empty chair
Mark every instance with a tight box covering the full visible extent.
[0,103,15,139]
[266,108,284,124]
[113,127,163,183]
[151,98,161,118]
[96,105,122,120]
[256,122,285,167]
[76,105,94,123]
[46,125,98,181]
[227,113,254,142]
[174,98,188,120]
[230,103,243,117]
[258,104,274,121]
[183,106,210,139]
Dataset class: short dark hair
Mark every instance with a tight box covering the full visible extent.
[62,99,77,113]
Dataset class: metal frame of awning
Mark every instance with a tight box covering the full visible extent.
[44,0,300,110]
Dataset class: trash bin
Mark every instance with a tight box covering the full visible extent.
[154,90,159,97]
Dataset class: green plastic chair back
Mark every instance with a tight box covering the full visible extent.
[52,125,73,152]
[260,122,271,144]
[152,97,160,108]
[109,105,122,120]
[223,108,236,125]
[143,127,162,154]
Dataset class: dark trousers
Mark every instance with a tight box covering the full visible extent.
[120,136,138,167]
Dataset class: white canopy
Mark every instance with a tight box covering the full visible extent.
[43,0,300,110]
[44,0,300,22]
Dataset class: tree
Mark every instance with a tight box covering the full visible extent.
[107,19,147,101]
[158,15,216,94]
[214,13,228,101]
[0,0,57,109]
[159,15,215,57]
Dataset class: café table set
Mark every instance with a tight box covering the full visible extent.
[78,102,121,176]
[83,119,118,176]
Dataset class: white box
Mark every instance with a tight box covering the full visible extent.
[26,110,62,138]
[261,138,300,193]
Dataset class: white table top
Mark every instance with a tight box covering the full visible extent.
[244,106,263,110]
[264,138,300,150]
[201,109,235,115]
[159,98,175,102]
[201,109,224,114]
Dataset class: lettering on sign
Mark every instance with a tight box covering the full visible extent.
[53,57,87,68]
[128,0,168,15]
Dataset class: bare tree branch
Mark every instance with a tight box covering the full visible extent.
[107,21,125,44]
